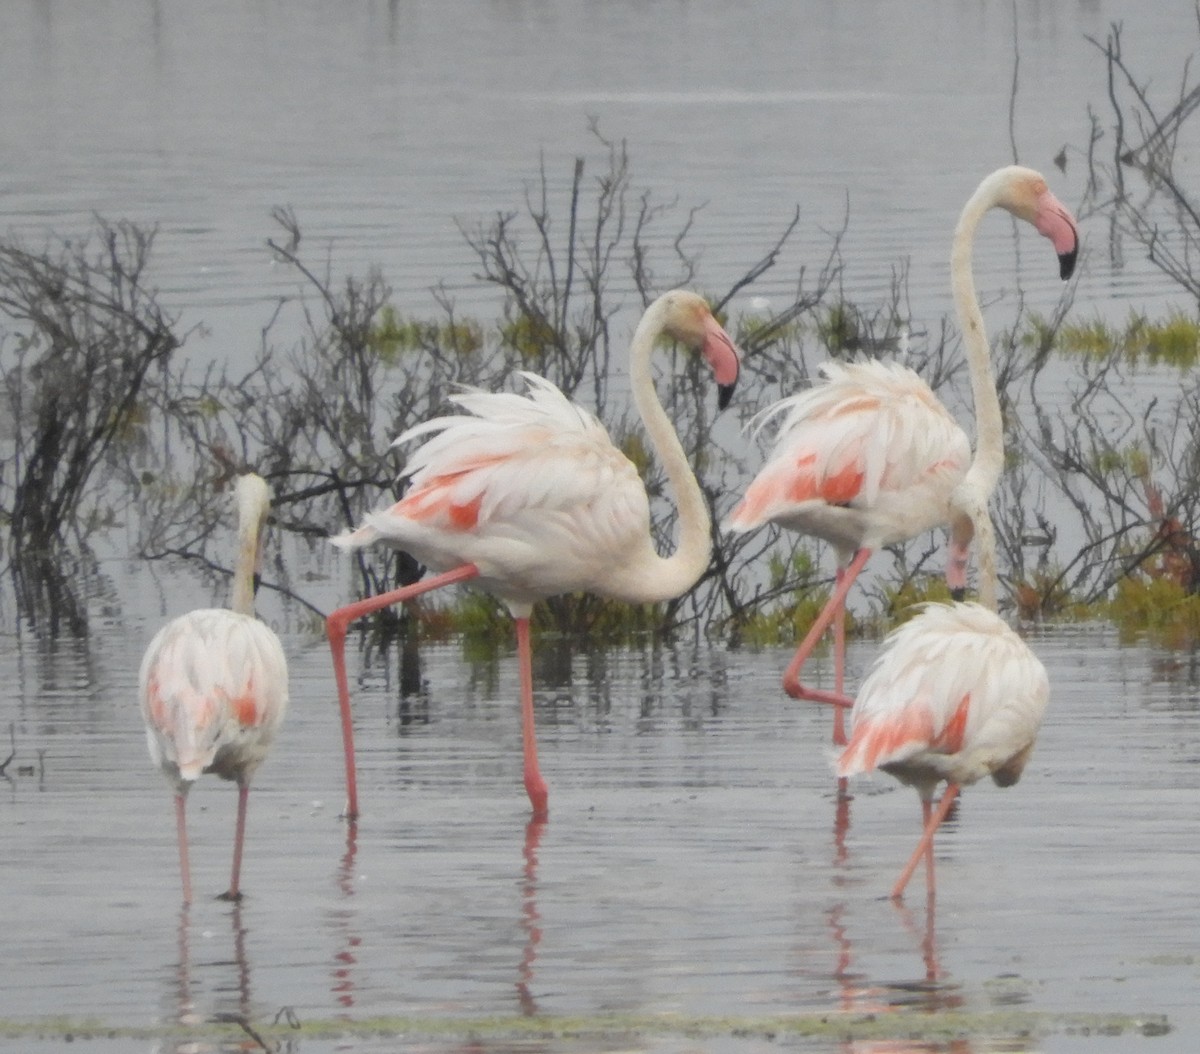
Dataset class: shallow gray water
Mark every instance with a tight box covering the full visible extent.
[2,0,1198,361]
[0,598,1196,1052]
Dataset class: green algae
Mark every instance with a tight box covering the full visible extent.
[0,1008,1171,1046]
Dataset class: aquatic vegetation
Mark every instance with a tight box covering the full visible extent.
[876,574,958,626]
[1012,567,1091,623]
[1106,574,1200,648]
[727,548,839,648]
[736,305,804,344]
[368,304,483,362]
[0,1007,1172,1046]
[1051,310,1200,370]
[501,310,561,361]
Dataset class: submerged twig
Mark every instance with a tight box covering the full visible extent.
[214,1013,274,1052]
[0,723,15,779]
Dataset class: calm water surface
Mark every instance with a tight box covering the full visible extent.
[0,590,1196,1052]
[2,0,1199,361]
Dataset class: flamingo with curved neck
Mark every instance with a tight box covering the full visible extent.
[727,165,1077,748]
[327,290,741,821]
[836,166,1077,899]
[947,164,1077,609]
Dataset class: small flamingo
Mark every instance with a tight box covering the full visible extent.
[139,474,288,904]
[837,602,1050,899]
[327,290,741,821]
[725,166,1077,746]
[835,166,1075,899]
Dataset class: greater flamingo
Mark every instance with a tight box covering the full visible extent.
[139,473,289,904]
[835,165,1076,899]
[327,290,741,821]
[725,166,1077,747]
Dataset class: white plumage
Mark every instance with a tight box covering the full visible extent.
[725,357,975,721]
[837,602,1048,796]
[139,473,287,903]
[728,358,971,555]
[140,609,287,784]
[333,372,657,613]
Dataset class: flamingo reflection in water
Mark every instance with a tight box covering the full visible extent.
[326,819,546,1017]
[516,819,546,1016]
[823,786,958,1022]
[824,898,956,1021]
[170,904,254,1036]
[330,824,361,1010]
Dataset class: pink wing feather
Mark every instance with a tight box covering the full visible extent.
[727,360,970,540]
[332,372,652,594]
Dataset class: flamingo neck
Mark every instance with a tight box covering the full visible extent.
[231,508,260,617]
[951,177,1007,610]
[623,300,712,602]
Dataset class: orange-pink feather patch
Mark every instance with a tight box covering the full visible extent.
[233,691,261,727]
[842,693,971,771]
[394,458,508,531]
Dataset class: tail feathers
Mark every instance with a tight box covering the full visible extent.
[726,464,815,530]
[176,757,206,782]
[725,477,775,531]
[152,720,211,783]
[330,523,383,550]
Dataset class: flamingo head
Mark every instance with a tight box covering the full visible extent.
[994,167,1079,280]
[659,290,742,410]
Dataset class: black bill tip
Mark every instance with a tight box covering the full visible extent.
[1058,246,1078,281]
[950,586,966,603]
[717,380,736,411]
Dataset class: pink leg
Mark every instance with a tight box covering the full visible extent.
[221,781,250,902]
[326,564,480,820]
[783,548,872,722]
[890,785,960,901]
[175,792,192,906]
[514,617,549,819]
[832,587,847,746]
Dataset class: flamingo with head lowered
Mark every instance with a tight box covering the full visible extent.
[140,473,289,904]
[327,290,741,821]
[835,165,1077,899]
[725,165,1077,751]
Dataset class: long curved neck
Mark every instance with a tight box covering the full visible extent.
[951,180,1006,610]
[230,508,260,617]
[623,301,713,602]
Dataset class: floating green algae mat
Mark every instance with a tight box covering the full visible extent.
[0,1008,1171,1047]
